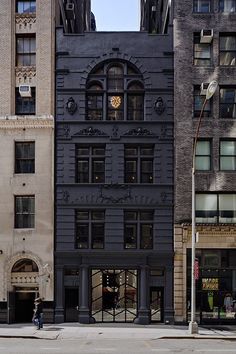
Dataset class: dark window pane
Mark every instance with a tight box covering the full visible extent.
[15,88,36,115]
[92,160,105,183]
[140,224,153,249]
[92,211,105,220]
[220,88,236,118]
[15,196,35,228]
[77,160,89,183]
[127,95,144,121]
[15,142,35,173]
[219,0,236,12]
[92,147,105,155]
[76,224,89,249]
[125,160,137,183]
[140,211,153,220]
[141,160,153,183]
[77,211,89,220]
[124,211,137,220]
[124,224,137,249]
[125,148,137,156]
[92,224,104,249]
[77,148,89,155]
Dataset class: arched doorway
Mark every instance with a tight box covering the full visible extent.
[9,259,39,323]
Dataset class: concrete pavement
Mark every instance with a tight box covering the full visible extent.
[0,323,236,341]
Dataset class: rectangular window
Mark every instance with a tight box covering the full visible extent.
[196,193,236,223]
[76,146,105,183]
[194,86,211,117]
[125,146,153,183]
[76,210,105,249]
[16,1,36,13]
[219,0,236,12]
[194,33,211,66]
[220,140,236,170]
[15,87,35,115]
[220,35,236,66]
[124,210,153,249]
[15,196,35,228]
[220,87,236,118]
[219,194,236,223]
[195,140,211,170]
[16,35,36,66]
[193,0,211,12]
[15,142,35,173]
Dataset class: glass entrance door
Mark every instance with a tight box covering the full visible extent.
[91,269,137,322]
[150,287,164,322]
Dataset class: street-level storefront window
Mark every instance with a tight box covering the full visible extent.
[187,249,236,323]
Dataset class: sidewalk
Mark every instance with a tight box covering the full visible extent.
[1,323,236,340]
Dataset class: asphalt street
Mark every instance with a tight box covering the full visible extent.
[0,338,236,354]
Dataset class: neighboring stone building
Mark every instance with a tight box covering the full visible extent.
[0,0,54,323]
[55,0,174,324]
[174,0,236,324]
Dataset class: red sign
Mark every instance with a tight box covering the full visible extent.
[194,259,199,280]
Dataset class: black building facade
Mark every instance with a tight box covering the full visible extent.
[55,0,174,325]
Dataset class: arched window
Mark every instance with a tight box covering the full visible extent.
[87,83,103,121]
[127,82,144,121]
[12,259,38,272]
[86,62,144,121]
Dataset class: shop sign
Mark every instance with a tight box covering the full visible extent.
[202,278,219,291]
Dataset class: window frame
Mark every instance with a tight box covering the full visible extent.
[75,210,105,249]
[16,34,36,67]
[196,193,236,223]
[195,139,212,171]
[86,62,144,121]
[15,195,35,229]
[193,86,212,118]
[16,1,36,14]
[219,86,236,119]
[124,145,154,184]
[193,33,212,66]
[193,0,212,13]
[219,0,236,12]
[124,210,154,250]
[219,34,236,66]
[220,139,236,171]
[15,87,36,115]
[76,145,105,183]
[15,141,35,174]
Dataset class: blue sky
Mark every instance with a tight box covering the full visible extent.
[91,0,140,31]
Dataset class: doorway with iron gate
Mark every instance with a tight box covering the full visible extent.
[91,269,138,322]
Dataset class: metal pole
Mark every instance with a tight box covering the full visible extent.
[189,98,207,334]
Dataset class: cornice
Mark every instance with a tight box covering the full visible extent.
[0,116,54,129]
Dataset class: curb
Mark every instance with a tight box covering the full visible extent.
[159,335,236,341]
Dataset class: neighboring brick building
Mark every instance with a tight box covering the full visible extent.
[174,0,236,324]
[0,0,54,323]
[55,0,174,324]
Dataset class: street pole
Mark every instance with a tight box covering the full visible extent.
[189,81,218,334]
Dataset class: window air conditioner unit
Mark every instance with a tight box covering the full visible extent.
[19,85,31,97]
[200,29,213,43]
[200,83,209,96]
[65,3,75,20]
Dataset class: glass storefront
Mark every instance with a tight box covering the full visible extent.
[187,249,236,323]
[91,269,137,322]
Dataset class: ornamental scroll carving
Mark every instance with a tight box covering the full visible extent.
[99,184,131,204]
[74,126,107,137]
[123,127,154,137]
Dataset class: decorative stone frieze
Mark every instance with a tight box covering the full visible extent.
[15,66,36,86]
[15,14,36,33]
[0,116,54,129]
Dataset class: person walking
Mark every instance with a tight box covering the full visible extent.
[33,297,43,330]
